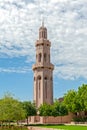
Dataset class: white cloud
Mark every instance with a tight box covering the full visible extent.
[0,0,87,80]
[0,67,31,73]
[50,0,68,4]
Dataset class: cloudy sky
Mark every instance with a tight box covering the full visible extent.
[0,0,87,101]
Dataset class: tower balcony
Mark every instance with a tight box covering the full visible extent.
[32,63,54,71]
[35,39,51,47]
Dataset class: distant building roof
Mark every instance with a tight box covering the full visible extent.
[58,97,64,102]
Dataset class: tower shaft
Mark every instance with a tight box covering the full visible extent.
[32,24,54,108]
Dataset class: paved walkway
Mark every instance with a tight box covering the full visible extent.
[28,123,87,130]
[66,122,87,126]
[28,126,63,130]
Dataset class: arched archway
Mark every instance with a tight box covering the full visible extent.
[44,76,48,98]
[37,76,41,98]
[38,53,42,62]
[44,53,47,62]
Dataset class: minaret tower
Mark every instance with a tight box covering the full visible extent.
[32,22,54,108]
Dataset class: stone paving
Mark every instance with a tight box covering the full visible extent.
[28,126,65,130]
[28,123,87,130]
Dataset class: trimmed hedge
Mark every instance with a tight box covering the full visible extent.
[73,117,87,122]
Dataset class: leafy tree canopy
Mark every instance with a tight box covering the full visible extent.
[0,94,26,123]
[63,84,87,113]
[22,101,37,118]
[39,101,68,117]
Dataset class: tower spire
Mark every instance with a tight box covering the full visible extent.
[42,17,44,27]
[39,18,47,39]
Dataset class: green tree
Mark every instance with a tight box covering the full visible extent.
[0,94,26,127]
[63,90,78,113]
[51,101,60,116]
[22,101,37,124]
[59,103,68,116]
[39,103,52,116]
[39,101,68,117]
[77,84,87,112]
[52,100,68,116]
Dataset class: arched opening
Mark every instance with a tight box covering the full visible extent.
[49,54,50,62]
[36,54,37,60]
[45,31,47,39]
[44,53,46,62]
[50,77,52,81]
[44,77,47,80]
[44,77,47,98]
[42,31,44,38]
[34,77,35,81]
[38,76,41,80]
[38,53,42,62]
[38,76,41,98]
[44,32,45,38]
[39,31,41,39]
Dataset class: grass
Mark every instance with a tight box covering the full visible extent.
[0,126,28,130]
[40,124,87,130]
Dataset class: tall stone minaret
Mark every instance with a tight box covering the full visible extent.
[32,22,54,108]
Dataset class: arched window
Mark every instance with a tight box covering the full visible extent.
[44,77,47,98]
[39,32,41,39]
[49,54,50,62]
[44,53,46,62]
[44,77,47,80]
[38,76,41,98]
[34,77,35,81]
[50,77,52,81]
[44,32,45,38]
[36,54,37,59]
[42,32,44,38]
[38,76,41,80]
[38,53,42,62]
[45,31,47,39]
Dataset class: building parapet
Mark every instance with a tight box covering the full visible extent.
[32,63,54,71]
[35,39,51,47]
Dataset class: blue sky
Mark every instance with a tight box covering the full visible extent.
[0,0,87,101]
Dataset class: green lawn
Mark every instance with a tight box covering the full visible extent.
[41,124,87,130]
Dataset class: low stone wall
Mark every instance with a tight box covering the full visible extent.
[43,115,72,124]
[28,114,73,124]
[28,126,63,130]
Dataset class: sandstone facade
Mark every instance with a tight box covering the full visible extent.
[32,23,54,108]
